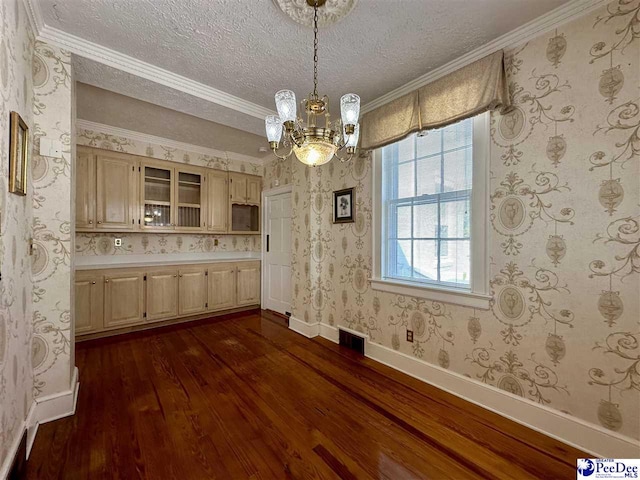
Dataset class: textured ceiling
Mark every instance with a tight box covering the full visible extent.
[76,83,271,158]
[45,0,569,133]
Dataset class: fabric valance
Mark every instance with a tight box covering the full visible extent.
[360,50,511,150]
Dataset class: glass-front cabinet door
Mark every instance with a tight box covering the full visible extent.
[141,162,174,230]
[176,168,204,230]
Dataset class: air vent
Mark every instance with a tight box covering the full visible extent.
[339,329,365,355]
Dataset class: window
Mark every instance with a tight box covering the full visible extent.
[372,113,490,309]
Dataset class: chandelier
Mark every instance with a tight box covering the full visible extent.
[265,0,360,167]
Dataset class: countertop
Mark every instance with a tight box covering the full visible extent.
[75,252,261,270]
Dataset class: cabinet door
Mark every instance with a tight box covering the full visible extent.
[229,173,247,202]
[74,273,103,335]
[179,268,208,316]
[146,270,179,321]
[208,264,236,311]
[104,272,144,328]
[141,161,174,231]
[75,148,96,230]
[207,171,228,233]
[176,168,205,231]
[237,262,261,306]
[246,176,261,205]
[96,153,137,230]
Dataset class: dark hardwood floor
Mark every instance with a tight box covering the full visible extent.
[27,310,585,479]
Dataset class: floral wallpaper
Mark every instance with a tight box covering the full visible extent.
[263,156,293,190]
[76,233,260,256]
[31,40,73,399]
[0,0,35,465]
[277,0,640,442]
[75,126,263,256]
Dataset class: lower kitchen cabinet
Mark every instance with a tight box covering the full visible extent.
[74,272,104,334]
[208,264,237,311]
[146,269,179,321]
[179,267,208,315]
[237,262,261,306]
[75,260,261,338]
[104,271,145,329]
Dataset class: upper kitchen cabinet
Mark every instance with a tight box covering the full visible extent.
[229,173,261,234]
[75,146,96,230]
[176,167,205,231]
[141,160,175,231]
[96,151,138,231]
[207,170,228,233]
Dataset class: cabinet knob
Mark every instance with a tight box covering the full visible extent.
[88,220,93,224]
[174,275,178,278]
[91,281,96,285]
[105,279,109,283]
[97,221,103,224]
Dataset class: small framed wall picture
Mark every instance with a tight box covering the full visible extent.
[333,187,355,224]
[9,111,29,196]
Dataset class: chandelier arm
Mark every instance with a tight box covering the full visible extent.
[312,1,319,99]
[333,149,354,163]
[271,143,294,160]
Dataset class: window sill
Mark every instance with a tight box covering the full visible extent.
[370,277,491,310]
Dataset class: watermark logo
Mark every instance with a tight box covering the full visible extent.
[577,459,640,479]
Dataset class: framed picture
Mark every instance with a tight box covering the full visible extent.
[9,111,29,196]
[333,187,355,223]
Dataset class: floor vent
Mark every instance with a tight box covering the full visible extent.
[339,330,365,355]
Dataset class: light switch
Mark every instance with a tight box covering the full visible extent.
[39,138,63,158]
[114,238,122,247]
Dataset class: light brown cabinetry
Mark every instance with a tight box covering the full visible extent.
[146,269,179,321]
[74,272,103,334]
[103,271,145,328]
[208,264,236,311]
[237,261,261,306]
[76,146,262,234]
[75,261,261,339]
[178,267,208,315]
[96,152,138,230]
[207,171,228,232]
[75,149,96,230]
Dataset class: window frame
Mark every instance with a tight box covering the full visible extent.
[371,112,490,309]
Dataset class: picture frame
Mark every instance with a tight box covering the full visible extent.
[333,187,355,224]
[9,111,29,196]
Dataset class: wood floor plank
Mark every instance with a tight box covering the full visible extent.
[26,311,585,479]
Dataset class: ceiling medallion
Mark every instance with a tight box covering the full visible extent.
[273,0,358,28]
[265,1,360,167]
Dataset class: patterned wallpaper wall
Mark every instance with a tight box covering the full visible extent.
[0,0,35,463]
[31,41,73,399]
[75,127,263,256]
[275,1,640,441]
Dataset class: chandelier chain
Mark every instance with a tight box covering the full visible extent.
[313,0,319,98]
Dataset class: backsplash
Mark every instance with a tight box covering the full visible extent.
[76,233,260,256]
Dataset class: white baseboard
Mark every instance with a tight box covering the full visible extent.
[32,366,80,427]
[288,316,320,338]
[286,322,640,459]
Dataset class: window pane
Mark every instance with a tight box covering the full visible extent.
[443,119,472,151]
[397,136,415,163]
[389,240,412,278]
[443,146,472,192]
[440,199,470,238]
[416,130,441,158]
[396,204,412,238]
[416,156,441,195]
[414,203,437,238]
[397,161,415,198]
[440,240,470,285]
[414,240,438,281]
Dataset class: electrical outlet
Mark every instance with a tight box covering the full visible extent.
[114,238,122,247]
[406,330,414,343]
[214,238,219,246]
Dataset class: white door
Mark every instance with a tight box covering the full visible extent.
[263,191,292,315]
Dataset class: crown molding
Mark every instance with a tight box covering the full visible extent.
[361,0,606,114]
[22,0,44,36]
[76,119,265,165]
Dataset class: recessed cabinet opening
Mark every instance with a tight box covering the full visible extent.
[231,204,259,232]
